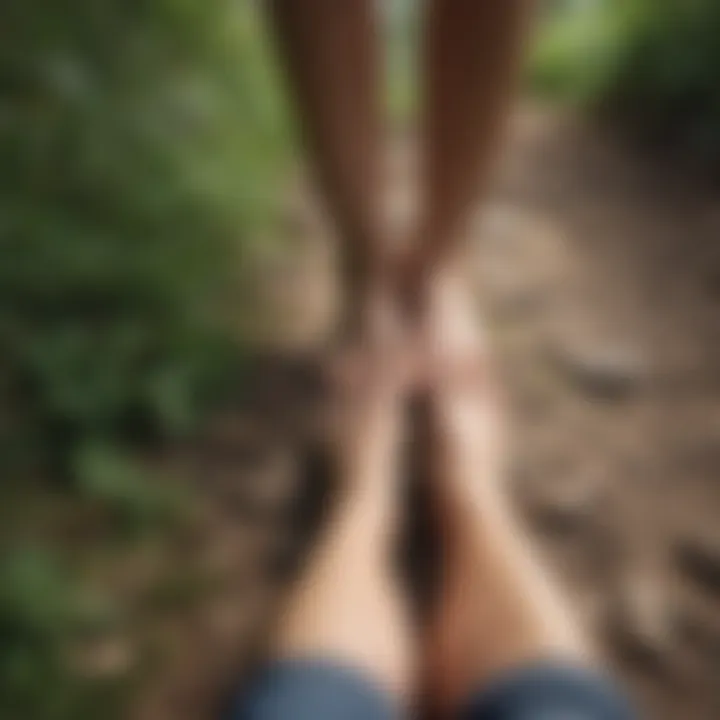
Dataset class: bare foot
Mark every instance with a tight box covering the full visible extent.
[421,273,587,715]
[279,327,416,701]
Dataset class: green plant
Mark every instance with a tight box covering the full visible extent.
[0,549,127,720]
[0,3,289,717]
[529,0,720,164]
[0,1,287,487]
[73,441,189,534]
[529,1,626,102]
[606,1,720,156]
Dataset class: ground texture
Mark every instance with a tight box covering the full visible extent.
[133,106,720,720]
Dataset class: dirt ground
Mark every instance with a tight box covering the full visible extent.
[133,106,720,720]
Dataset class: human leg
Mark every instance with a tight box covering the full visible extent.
[234,339,416,720]
[421,275,633,720]
[399,0,531,308]
[267,0,386,330]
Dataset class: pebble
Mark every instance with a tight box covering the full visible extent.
[527,473,602,535]
[215,446,299,521]
[246,447,298,512]
[550,339,649,401]
[608,572,675,667]
[675,534,720,596]
[674,588,720,662]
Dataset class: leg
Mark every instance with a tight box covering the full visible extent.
[267,0,385,330]
[421,276,635,720]
[273,437,412,700]
[251,345,414,710]
[406,0,532,299]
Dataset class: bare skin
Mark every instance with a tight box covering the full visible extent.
[267,0,385,330]
[410,0,532,293]
[270,273,588,713]
[273,334,416,701]
[267,0,532,322]
[265,1,588,714]
[421,275,588,715]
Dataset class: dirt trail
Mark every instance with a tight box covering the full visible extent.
[135,106,720,720]
[474,107,720,720]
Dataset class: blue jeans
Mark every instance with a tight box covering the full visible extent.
[232,658,635,720]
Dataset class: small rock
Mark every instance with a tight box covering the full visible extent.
[525,467,605,535]
[675,589,720,662]
[246,447,298,514]
[675,534,720,596]
[607,573,675,668]
[215,447,298,522]
[477,258,548,320]
[550,340,649,401]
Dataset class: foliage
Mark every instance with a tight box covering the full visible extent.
[0,3,288,716]
[0,0,287,486]
[529,0,720,163]
[73,441,189,533]
[0,549,126,720]
[529,1,630,103]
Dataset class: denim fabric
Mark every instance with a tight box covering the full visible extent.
[233,658,634,720]
[462,663,635,720]
[232,659,399,720]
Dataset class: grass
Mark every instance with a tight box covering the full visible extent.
[528,0,720,166]
[0,1,290,717]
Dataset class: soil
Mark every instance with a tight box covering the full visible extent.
[131,105,720,720]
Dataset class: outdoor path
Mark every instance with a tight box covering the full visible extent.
[136,106,720,720]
